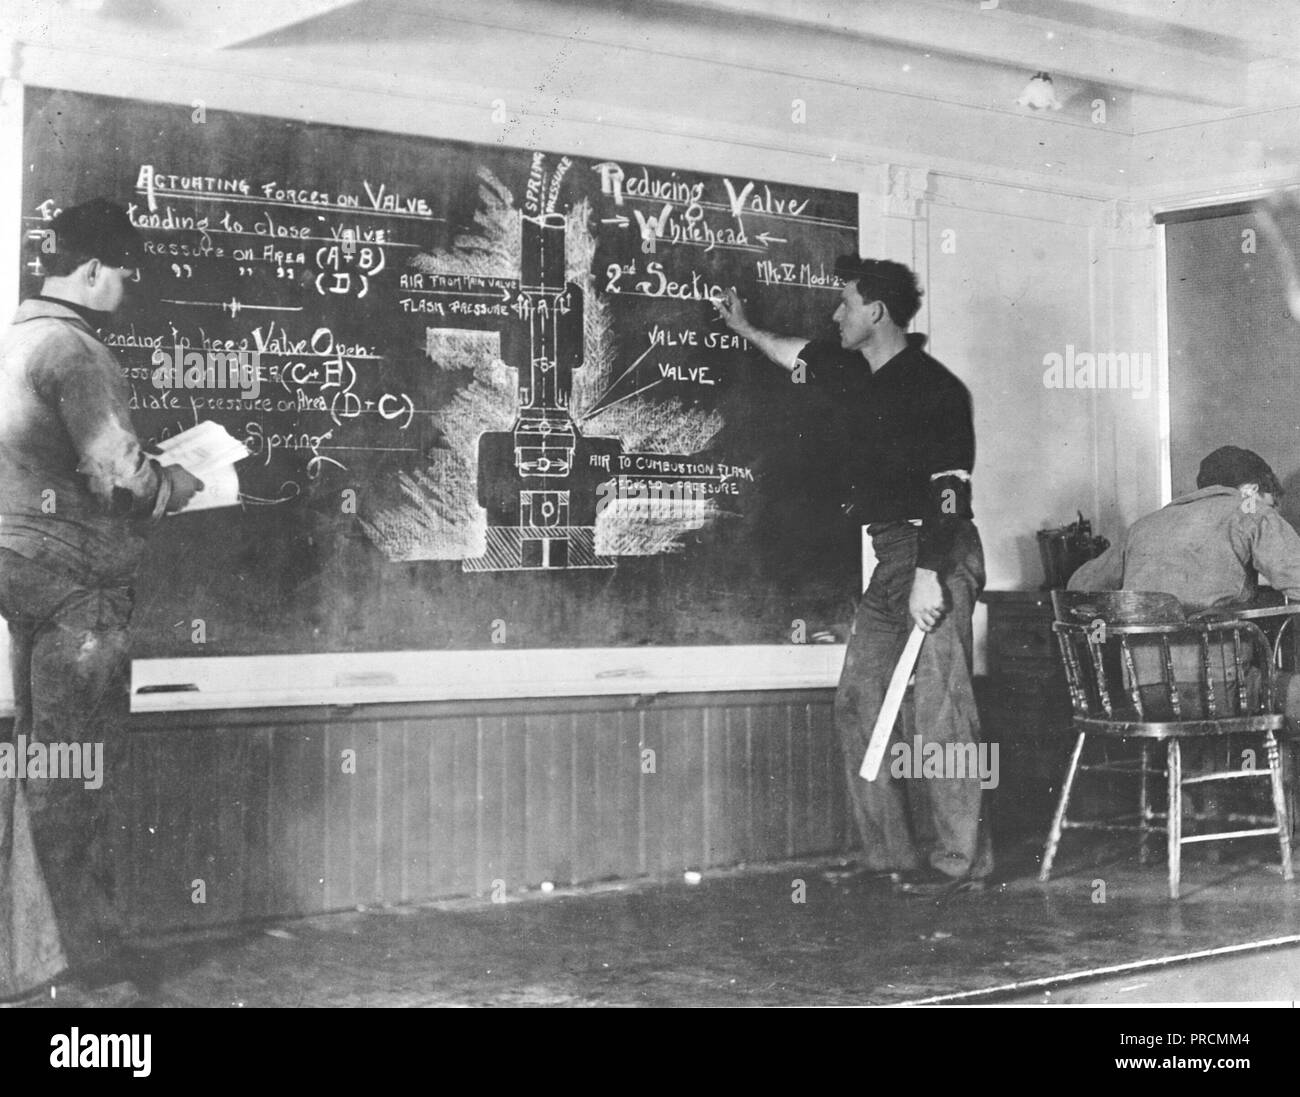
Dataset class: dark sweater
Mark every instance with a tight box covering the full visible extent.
[797,334,975,573]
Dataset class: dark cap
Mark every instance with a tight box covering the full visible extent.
[47,198,145,268]
[1196,445,1284,497]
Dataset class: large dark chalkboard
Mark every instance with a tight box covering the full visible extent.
[21,87,860,655]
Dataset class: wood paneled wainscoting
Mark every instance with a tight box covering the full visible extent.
[116,691,852,933]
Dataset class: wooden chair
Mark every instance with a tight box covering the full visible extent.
[1040,590,1294,899]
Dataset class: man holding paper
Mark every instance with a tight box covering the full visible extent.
[716,257,991,897]
[0,199,202,1003]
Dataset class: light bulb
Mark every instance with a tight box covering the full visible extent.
[1018,72,1062,111]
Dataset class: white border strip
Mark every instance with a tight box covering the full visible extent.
[0,77,21,719]
[900,934,1300,1006]
[1155,221,1172,506]
[131,644,847,712]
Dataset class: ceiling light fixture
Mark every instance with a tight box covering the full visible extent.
[1018,71,1061,111]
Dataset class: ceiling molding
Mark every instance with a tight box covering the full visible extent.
[650,0,1248,108]
[210,0,365,50]
[13,0,1298,198]
[1048,0,1300,64]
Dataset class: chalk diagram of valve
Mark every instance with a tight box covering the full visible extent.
[360,158,732,570]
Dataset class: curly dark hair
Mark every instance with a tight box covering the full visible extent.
[833,256,924,328]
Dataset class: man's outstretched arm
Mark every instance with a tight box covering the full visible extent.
[713,287,807,372]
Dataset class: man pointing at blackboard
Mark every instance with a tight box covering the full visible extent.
[716,257,991,897]
[0,199,202,1004]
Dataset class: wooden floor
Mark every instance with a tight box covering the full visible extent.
[42,834,1300,1007]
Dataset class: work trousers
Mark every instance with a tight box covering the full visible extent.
[0,549,131,996]
[834,521,993,879]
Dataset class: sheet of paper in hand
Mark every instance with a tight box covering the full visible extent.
[154,421,251,513]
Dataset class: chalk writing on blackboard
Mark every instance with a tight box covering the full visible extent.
[23,88,860,652]
[363,158,736,570]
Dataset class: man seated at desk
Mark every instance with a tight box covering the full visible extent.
[1068,445,1300,716]
[1070,446,1300,610]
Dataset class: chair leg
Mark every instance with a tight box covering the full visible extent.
[1265,732,1294,883]
[1040,732,1087,882]
[1167,740,1182,900]
[1138,742,1151,866]
[1287,740,1298,847]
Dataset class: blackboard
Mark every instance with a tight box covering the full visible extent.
[20,87,860,656]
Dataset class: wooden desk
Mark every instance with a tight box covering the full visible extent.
[982,590,1068,703]
[979,590,1075,836]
